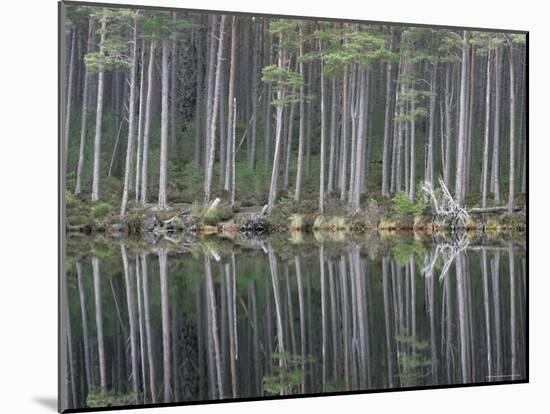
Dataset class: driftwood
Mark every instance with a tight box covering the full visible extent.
[468,206,523,214]
[422,177,469,228]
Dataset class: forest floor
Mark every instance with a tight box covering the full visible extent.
[65,191,527,238]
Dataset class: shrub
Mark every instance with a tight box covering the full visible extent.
[392,192,425,216]
[92,202,112,219]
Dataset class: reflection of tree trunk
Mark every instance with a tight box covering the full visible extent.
[294,256,306,392]
[426,260,437,384]
[443,270,453,383]
[205,256,223,398]
[196,268,206,399]
[328,259,339,380]
[225,254,238,398]
[481,250,492,379]
[158,249,172,402]
[491,253,502,376]
[508,244,516,378]
[135,256,147,403]
[382,257,395,387]
[92,257,106,396]
[141,254,157,403]
[268,243,286,385]
[249,281,260,395]
[456,254,470,382]
[65,267,76,408]
[284,262,297,356]
[121,244,139,399]
[76,261,92,392]
[339,256,350,390]
[320,245,327,391]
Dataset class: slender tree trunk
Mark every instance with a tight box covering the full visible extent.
[491,47,502,203]
[135,42,146,203]
[294,28,306,201]
[319,39,326,213]
[121,18,138,217]
[91,15,107,202]
[170,12,178,150]
[140,40,156,204]
[284,100,296,191]
[327,78,338,194]
[158,40,170,209]
[455,31,469,204]
[339,64,349,201]
[382,32,395,197]
[267,31,287,213]
[508,42,516,213]
[481,49,493,208]
[443,63,453,187]
[249,22,259,171]
[426,64,437,187]
[195,27,205,168]
[204,16,227,202]
[65,29,76,171]
[75,18,94,195]
[225,17,238,192]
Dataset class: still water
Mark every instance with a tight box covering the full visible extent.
[62,232,527,410]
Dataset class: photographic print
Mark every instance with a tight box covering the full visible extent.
[59,1,528,411]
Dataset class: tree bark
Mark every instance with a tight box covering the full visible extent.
[204,16,227,203]
[91,15,107,202]
[121,17,138,217]
[140,39,156,204]
[75,18,94,195]
[158,39,170,209]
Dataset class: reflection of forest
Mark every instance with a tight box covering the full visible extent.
[63,237,526,409]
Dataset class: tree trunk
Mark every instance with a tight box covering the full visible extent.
[135,41,146,203]
[170,12,178,150]
[327,78,338,195]
[491,47,502,203]
[382,31,395,197]
[204,16,227,203]
[120,18,138,217]
[91,15,107,202]
[158,40,170,209]
[339,64,349,201]
[225,17,238,192]
[65,29,76,177]
[481,49,493,208]
[508,42,516,213]
[266,30,287,213]
[75,18,94,195]
[455,31,469,205]
[140,40,156,204]
[294,28,306,202]
[319,39,326,213]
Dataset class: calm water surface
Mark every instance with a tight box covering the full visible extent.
[62,232,527,409]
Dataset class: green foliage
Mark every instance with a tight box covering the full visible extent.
[392,192,425,216]
[261,65,303,103]
[91,241,112,258]
[91,202,112,218]
[392,239,426,266]
[191,201,221,226]
[86,390,136,408]
[65,189,75,206]
[262,352,315,395]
